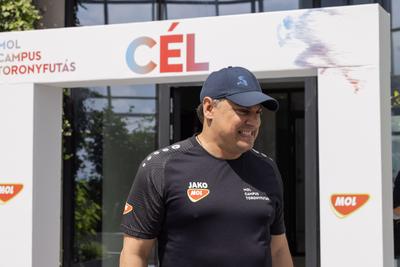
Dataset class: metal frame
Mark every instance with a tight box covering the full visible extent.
[304,77,320,267]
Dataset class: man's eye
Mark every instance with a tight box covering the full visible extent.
[235,109,248,115]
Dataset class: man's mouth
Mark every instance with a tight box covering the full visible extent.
[238,129,255,138]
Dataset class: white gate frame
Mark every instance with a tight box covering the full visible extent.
[0,4,391,267]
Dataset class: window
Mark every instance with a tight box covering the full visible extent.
[393,31,400,76]
[263,0,298,11]
[108,3,156,23]
[77,3,105,25]
[69,85,157,266]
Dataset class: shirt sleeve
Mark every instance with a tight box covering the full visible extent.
[269,161,286,235]
[120,159,165,239]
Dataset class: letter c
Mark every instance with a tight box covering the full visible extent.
[126,37,157,74]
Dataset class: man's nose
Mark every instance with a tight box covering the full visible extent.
[245,112,261,126]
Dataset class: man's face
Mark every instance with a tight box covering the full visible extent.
[210,99,262,156]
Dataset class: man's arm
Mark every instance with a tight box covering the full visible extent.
[120,235,156,267]
[271,233,293,267]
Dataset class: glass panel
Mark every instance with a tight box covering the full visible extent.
[295,117,305,257]
[291,91,303,111]
[85,85,156,97]
[393,0,400,29]
[393,31,400,76]
[165,3,216,19]
[255,105,277,160]
[219,2,252,16]
[108,3,155,23]
[83,98,156,114]
[393,76,400,262]
[263,0,298,12]
[82,86,156,114]
[71,86,157,266]
[111,84,156,97]
[320,0,347,7]
[393,115,400,176]
[77,3,105,26]
[393,76,400,176]
[351,0,374,4]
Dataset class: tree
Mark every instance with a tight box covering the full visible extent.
[0,0,41,32]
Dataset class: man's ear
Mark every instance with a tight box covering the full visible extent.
[202,97,215,120]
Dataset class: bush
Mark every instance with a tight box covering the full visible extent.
[0,0,41,31]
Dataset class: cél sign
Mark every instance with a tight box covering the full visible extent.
[0,184,23,204]
[331,194,370,218]
[125,22,209,74]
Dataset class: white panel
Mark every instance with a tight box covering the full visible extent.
[318,66,386,266]
[0,83,34,267]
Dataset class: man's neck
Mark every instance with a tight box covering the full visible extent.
[196,133,241,160]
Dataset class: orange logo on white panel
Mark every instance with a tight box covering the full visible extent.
[331,194,369,218]
[0,184,23,204]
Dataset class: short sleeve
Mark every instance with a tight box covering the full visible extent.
[269,161,286,235]
[120,159,165,239]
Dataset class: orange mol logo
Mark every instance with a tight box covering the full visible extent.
[0,184,23,204]
[331,194,369,218]
[187,182,210,202]
[123,203,133,215]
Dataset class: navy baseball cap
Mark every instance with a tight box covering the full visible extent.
[200,66,279,111]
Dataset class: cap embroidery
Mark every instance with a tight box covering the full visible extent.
[237,75,248,87]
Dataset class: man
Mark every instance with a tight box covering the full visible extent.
[120,66,293,267]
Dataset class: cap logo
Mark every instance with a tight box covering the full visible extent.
[237,76,248,87]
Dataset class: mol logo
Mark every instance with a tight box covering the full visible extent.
[187,182,210,202]
[123,203,133,215]
[331,194,370,218]
[0,184,23,204]
[126,22,209,74]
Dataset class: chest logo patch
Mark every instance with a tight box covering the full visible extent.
[187,182,210,202]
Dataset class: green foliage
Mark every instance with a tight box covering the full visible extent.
[75,180,101,238]
[393,89,400,108]
[74,179,103,261]
[0,0,41,32]
[76,241,103,262]
[62,89,74,161]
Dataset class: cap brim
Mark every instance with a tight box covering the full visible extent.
[226,91,279,111]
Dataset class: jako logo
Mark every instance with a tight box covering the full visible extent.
[331,194,369,218]
[187,181,210,202]
[125,22,209,74]
[0,184,23,204]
